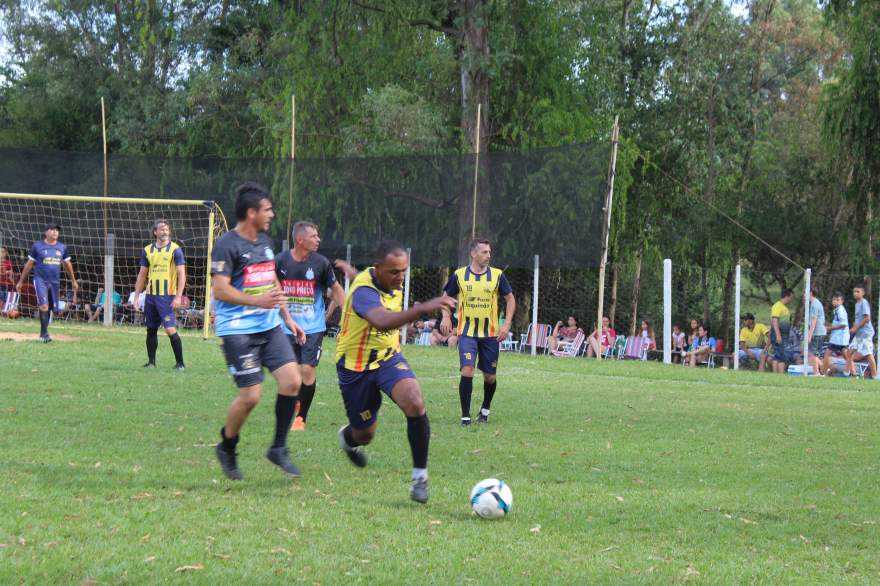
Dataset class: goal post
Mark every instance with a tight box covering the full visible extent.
[0,192,227,337]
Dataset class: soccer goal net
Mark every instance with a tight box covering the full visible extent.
[0,192,227,336]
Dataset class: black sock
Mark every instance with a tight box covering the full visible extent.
[298,383,316,420]
[220,426,239,453]
[39,310,49,337]
[459,376,473,418]
[406,414,430,470]
[342,425,361,448]
[481,381,497,411]
[272,394,297,448]
[146,327,158,364]
[168,333,184,365]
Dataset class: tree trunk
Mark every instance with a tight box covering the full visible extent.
[720,266,735,344]
[456,0,491,262]
[629,247,643,336]
[609,264,619,327]
[701,265,710,328]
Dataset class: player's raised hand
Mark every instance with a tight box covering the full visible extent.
[254,287,286,309]
[334,259,358,281]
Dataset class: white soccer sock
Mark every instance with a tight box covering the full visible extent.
[412,468,427,481]
[480,408,490,416]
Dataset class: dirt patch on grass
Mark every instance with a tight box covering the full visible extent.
[0,331,78,342]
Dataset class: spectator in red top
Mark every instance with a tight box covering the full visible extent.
[549,316,582,352]
[0,247,15,299]
[585,316,617,358]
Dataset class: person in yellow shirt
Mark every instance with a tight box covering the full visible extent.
[770,289,794,373]
[739,312,770,371]
[334,241,456,504]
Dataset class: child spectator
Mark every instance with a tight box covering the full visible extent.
[845,285,877,378]
[823,291,849,376]
[671,324,687,363]
[586,316,617,358]
[639,319,656,352]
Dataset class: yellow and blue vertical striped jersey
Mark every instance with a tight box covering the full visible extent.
[443,266,513,338]
[335,268,402,372]
[140,242,185,296]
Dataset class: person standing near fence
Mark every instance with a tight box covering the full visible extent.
[770,289,794,373]
[845,285,876,379]
[275,221,346,431]
[15,222,79,342]
[440,239,516,426]
[805,289,826,376]
[133,220,187,369]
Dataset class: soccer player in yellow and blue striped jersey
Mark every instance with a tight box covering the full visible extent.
[334,241,455,504]
[134,220,187,369]
[440,239,516,426]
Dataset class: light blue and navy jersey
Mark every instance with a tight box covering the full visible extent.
[28,240,70,283]
[276,251,337,335]
[210,231,281,336]
[140,242,185,296]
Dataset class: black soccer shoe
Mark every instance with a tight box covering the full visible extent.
[476,413,489,424]
[266,446,301,477]
[215,443,243,480]
[143,362,156,368]
[38,335,52,343]
[174,363,186,370]
[410,477,429,504]
[460,417,472,427]
[338,426,368,468]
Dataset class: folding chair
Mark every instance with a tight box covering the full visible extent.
[519,323,552,354]
[549,331,585,358]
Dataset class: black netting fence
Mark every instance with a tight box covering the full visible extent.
[0,142,609,269]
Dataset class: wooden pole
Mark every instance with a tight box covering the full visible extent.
[596,115,620,359]
[470,102,482,241]
[101,97,109,237]
[285,95,296,249]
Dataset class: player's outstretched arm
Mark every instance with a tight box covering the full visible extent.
[212,274,286,309]
[15,259,35,292]
[364,296,456,332]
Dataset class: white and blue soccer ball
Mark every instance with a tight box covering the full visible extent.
[470,478,512,519]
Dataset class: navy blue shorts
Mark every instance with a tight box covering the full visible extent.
[33,277,59,310]
[290,332,324,366]
[144,295,177,329]
[220,326,296,389]
[458,335,500,374]
[337,352,416,429]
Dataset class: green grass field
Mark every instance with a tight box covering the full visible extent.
[2,320,879,584]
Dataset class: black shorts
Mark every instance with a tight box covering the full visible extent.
[290,332,325,366]
[826,343,846,355]
[220,326,296,389]
[336,352,416,429]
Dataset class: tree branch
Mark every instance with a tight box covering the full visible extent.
[351,0,458,35]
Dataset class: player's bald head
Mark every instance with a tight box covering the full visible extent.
[374,240,407,265]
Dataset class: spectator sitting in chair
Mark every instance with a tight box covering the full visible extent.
[585,316,617,358]
[84,287,122,323]
[687,319,700,348]
[684,323,715,367]
[0,247,15,304]
[430,316,458,347]
[671,324,687,363]
[738,313,769,370]
[548,316,582,352]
